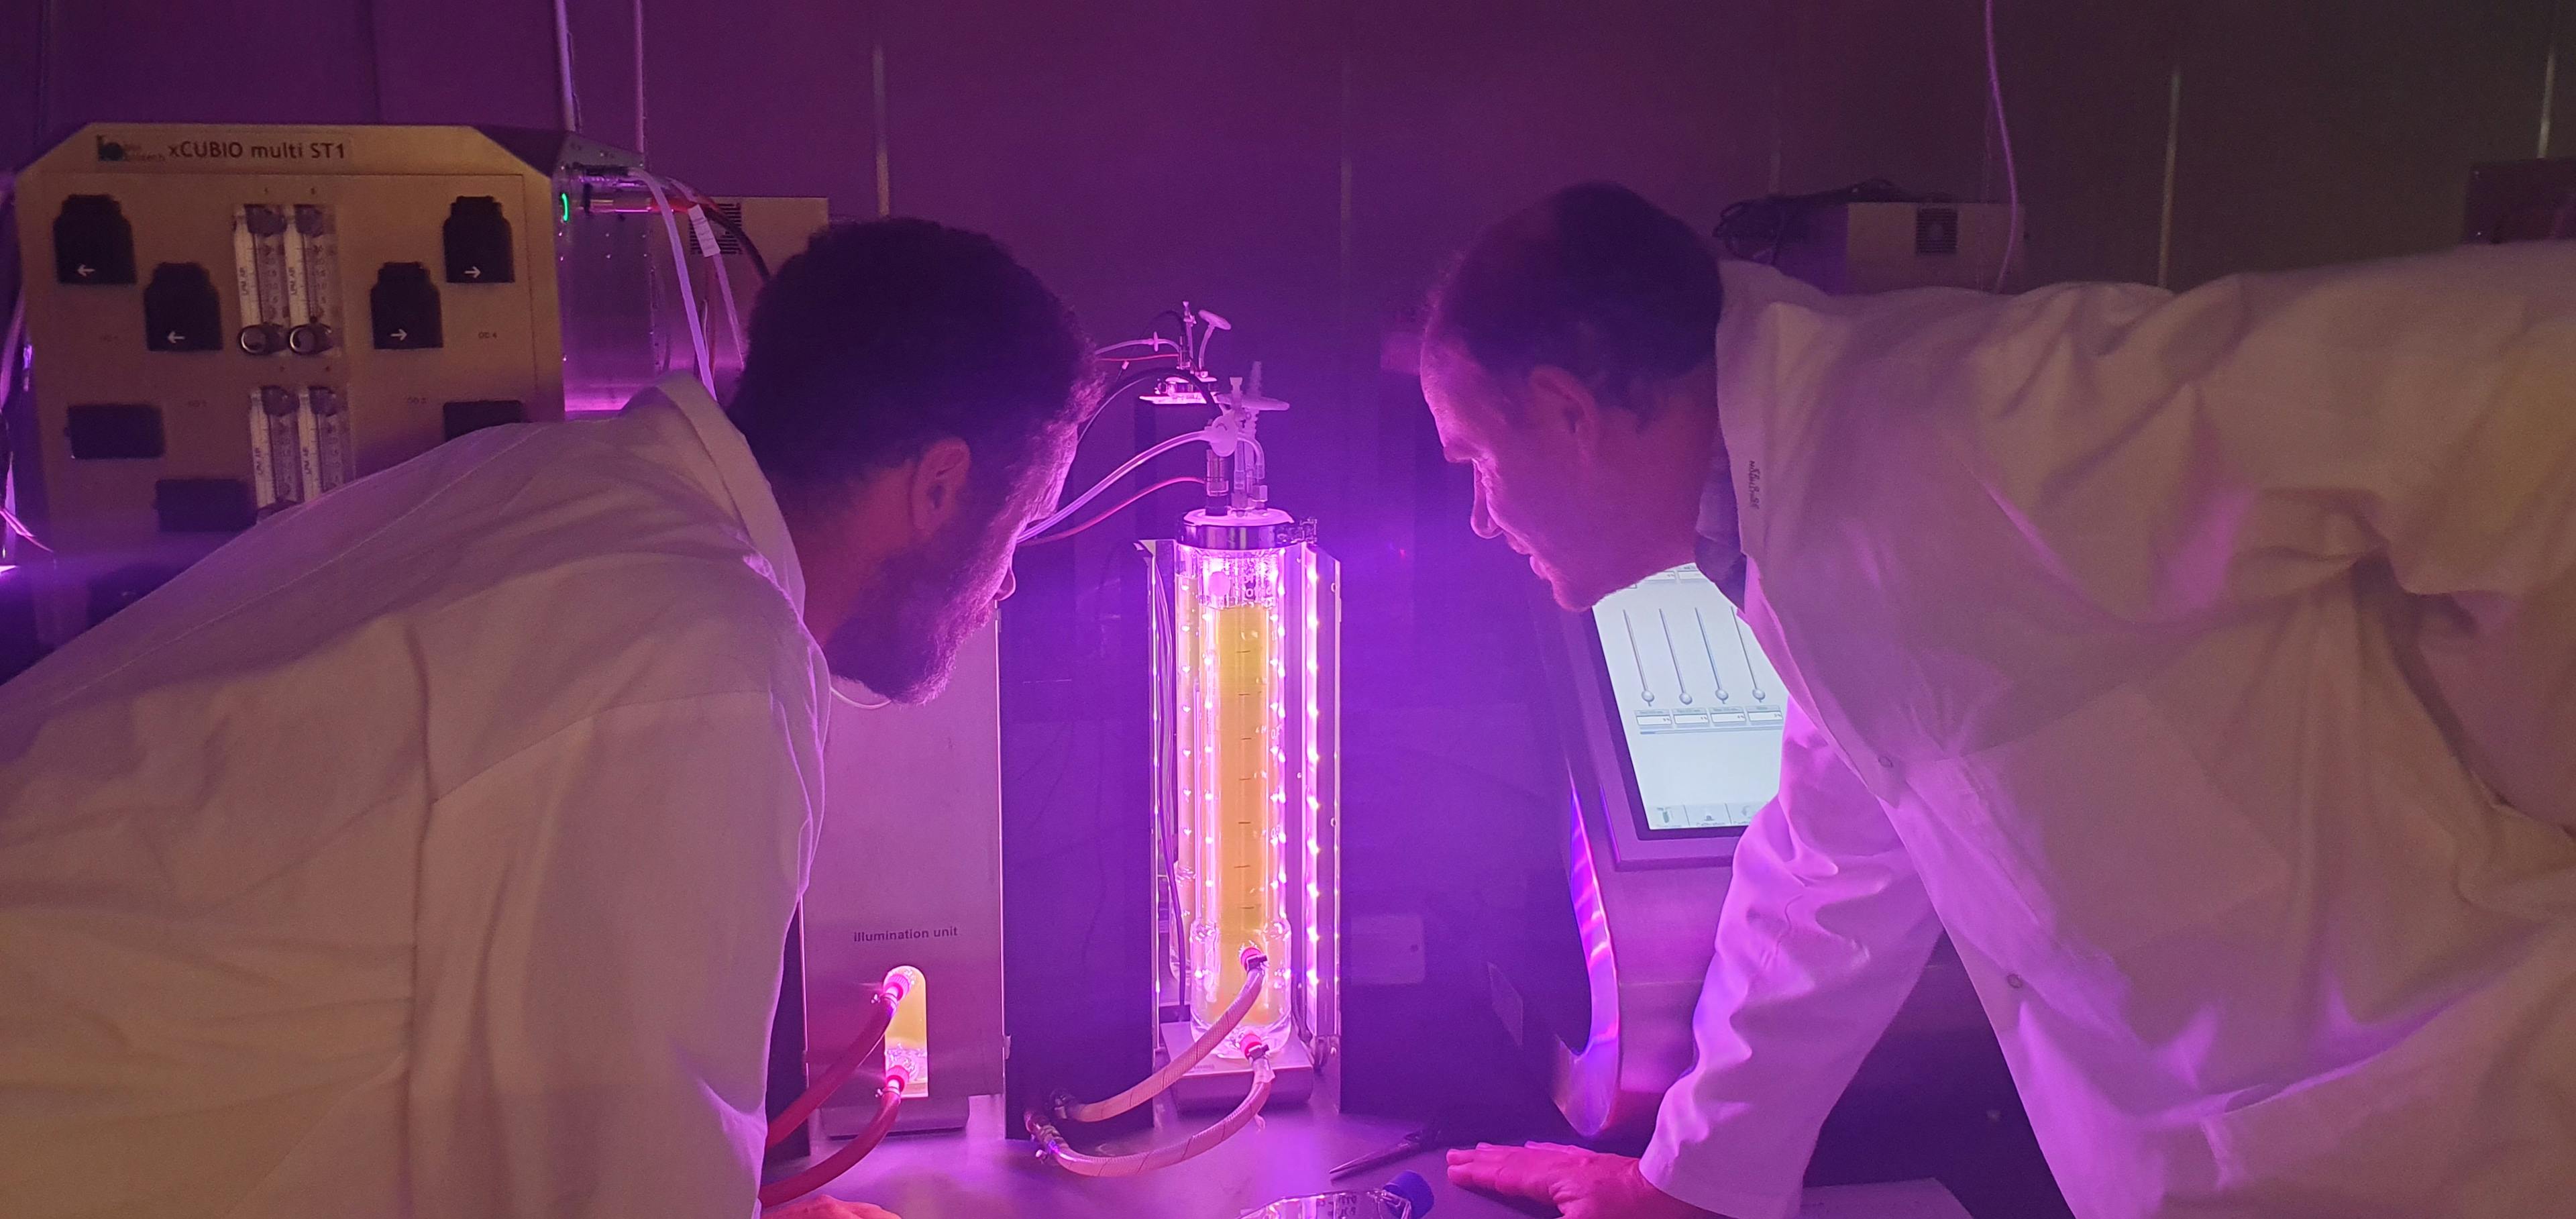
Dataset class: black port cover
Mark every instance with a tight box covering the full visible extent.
[66,404,166,459]
[443,196,515,283]
[143,264,223,352]
[370,263,444,349]
[443,399,527,440]
[154,478,256,533]
[54,195,138,284]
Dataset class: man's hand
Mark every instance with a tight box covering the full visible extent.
[762,1197,900,1219]
[1446,1143,1723,1219]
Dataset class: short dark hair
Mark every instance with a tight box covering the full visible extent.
[1426,182,1723,409]
[729,218,1093,505]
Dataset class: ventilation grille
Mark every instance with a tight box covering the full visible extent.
[1914,206,1961,256]
[686,201,747,257]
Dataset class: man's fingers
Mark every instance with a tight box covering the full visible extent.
[1446,1144,1570,1200]
[763,1199,902,1219]
[1446,1147,1524,1196]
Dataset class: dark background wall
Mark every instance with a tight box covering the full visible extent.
[6,0,2568,1205]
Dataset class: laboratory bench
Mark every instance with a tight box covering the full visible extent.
[775,917,2072,1219]
[786,1096,1975,1219]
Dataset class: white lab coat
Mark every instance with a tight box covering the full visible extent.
[1644,246,2576,1219]
[0,377,828,1218]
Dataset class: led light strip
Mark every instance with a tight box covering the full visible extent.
[1267,549,1287,1026]
[1301,545,1322,1016]
[1175,553,1197,988]
[1197,553,1220,1013]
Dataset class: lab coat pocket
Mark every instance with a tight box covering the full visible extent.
[1915,687,2290,970]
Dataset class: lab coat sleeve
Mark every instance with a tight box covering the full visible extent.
[1640,701,1944,1219]
[407,689,819,1219]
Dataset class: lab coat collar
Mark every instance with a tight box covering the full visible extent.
[638,374,808,615]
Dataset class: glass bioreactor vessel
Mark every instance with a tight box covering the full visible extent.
[1148,509,1340,1096]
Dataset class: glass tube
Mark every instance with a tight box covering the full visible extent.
[1174,544,1293,1049]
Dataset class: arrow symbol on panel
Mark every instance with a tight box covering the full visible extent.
[390,329,408,341]
[464,266,482,279]
[166,331,184,344]
[76,264,95,278]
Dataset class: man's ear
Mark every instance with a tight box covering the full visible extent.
[909,437,973,538]
[1523,365,1604,457]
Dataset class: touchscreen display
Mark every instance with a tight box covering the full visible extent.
[1589,566,1790,833]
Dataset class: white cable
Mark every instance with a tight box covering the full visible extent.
[669,178,747,377]
[1095,337,1183,356]
[831,680,894,710]
[1984,0,2021,293]
[551,0,584,134]
[2,286,42,558]
[0,504,46,555]
[640,173,716,398]
[2540,36,2559,159]
[1020,430,1215,541]
[2,288,23,397]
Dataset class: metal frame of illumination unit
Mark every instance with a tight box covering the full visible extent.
[800,630,1008,1140]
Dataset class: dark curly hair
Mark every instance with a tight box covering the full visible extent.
[729,218,1095,509]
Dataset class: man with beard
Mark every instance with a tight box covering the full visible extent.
[0,219,1091,1219]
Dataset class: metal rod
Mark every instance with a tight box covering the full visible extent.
[1694,607,1729,702]
[2157,66,2183,288]
[872,37,893,217]
[1658,609,1691,705]
[1621,610,1654,706]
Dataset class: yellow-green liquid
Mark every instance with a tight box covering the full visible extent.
[1181,572,1289,1047]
